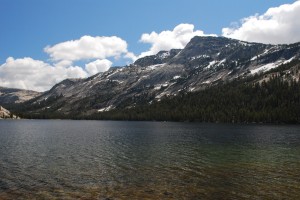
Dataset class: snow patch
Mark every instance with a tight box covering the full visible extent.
[107,68,122,78]
[250,48,271,61]
[283,56,295,64]
[239,41,253,46]
[190,55,210,61]
[219,59,226,65]
[205,61,217,69]
[98,105,113,112]
[147,64,163,71]
[92,73,103,80]
[251,57,296,74]
[251,63,277,74]
[112,80,124,84]
[250,56,257,61]
[155,91,168,100]
[154,84,162,90]
[154,82,169,90]
[173,75,181,80]
[189,87,195,92]
[203,80,211,84]
[158,52,170,59]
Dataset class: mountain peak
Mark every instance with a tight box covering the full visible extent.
[169,36,270,65]
[134,49,181,67]
[188,36,256,46]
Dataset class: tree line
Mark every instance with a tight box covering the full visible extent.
[89,75,300,123]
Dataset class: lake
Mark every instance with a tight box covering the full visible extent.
[0,120,300,199]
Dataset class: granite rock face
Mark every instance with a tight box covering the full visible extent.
[0,106,19,119]
[0,87,41,105]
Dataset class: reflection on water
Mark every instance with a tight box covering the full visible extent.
[0,120,300,199]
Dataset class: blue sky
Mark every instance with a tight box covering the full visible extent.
[0,0,299,91]
[0,0,295,63]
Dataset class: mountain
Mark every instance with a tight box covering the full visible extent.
[14,36,300,118]
[0,87,41,105]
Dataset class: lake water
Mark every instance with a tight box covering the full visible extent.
[0,120,300,199]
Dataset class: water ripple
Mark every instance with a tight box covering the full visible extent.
[0,120,300,199]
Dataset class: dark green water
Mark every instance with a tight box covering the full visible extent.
[0,120,300,199]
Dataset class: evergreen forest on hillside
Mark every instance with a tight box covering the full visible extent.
[89,76,300,123]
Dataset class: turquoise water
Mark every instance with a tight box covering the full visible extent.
[0,120,300,199]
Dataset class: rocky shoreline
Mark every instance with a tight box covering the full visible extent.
[0,106,19,119]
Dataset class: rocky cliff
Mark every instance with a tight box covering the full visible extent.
[0,106,19,119]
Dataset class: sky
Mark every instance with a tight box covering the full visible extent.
[1,0,299,91]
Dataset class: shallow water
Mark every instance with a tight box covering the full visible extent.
[0,120,300,199]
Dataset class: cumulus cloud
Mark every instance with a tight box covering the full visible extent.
[124,52,137,62]
[0,35,138,91]
[222,1,300,44]
[0,57,87,92]
[54,60,73,68]
[44,35,130,62]
[85,59,112,75]
[139,23,216,58]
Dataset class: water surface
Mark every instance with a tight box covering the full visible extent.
[0,120,300,199]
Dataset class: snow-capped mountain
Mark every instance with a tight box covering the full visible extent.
[20,36,300,116]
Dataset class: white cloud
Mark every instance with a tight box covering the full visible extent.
[85,59,112,75]
[124,52,137,62]
[139,23,216,58]
[54,60,73,68]
[0,26,215,92]
[222,1,300,44]
[0,57,87,92]
[44,35,131,62]
[0,35,139,92]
